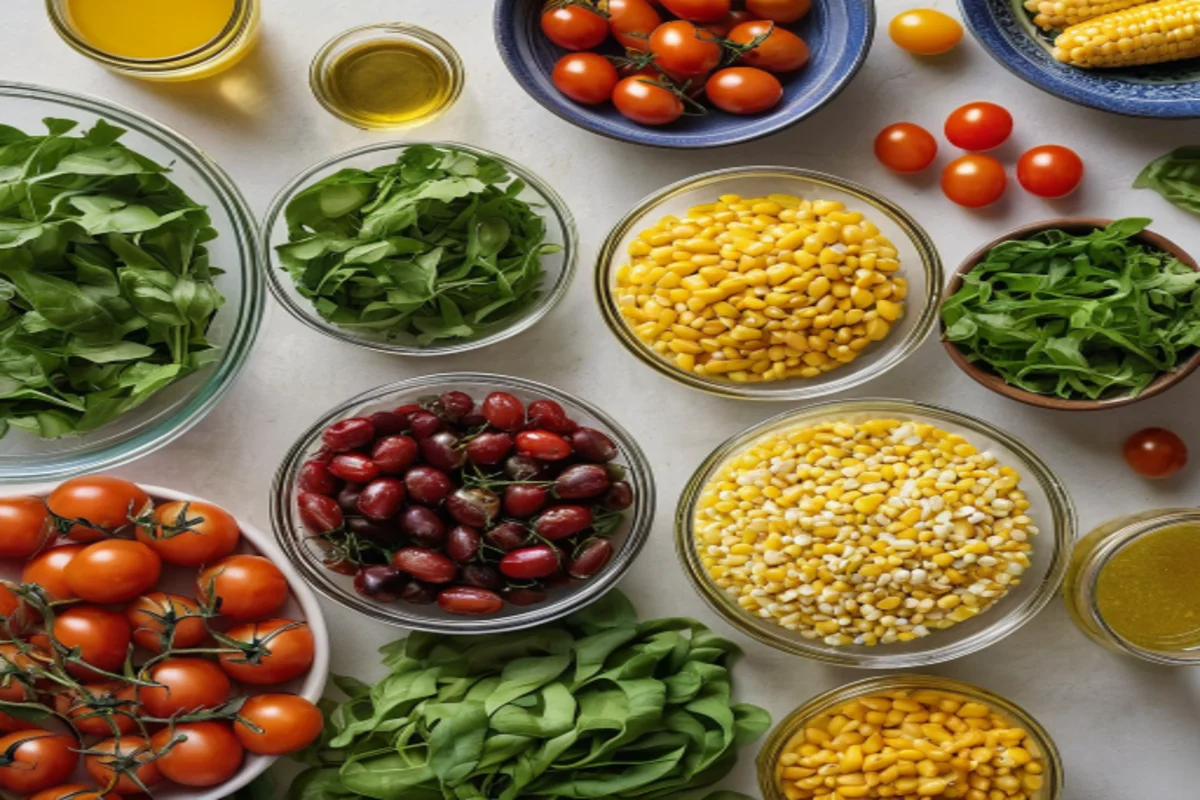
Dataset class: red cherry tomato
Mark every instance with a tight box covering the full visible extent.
[541,3,609,50]
[64,539,161,604]
[46,476,150,542]
[30,786,125,800]
[746,0,811,22]
[552,53,620,105]
[1016,145,1084,198]
[944,101,1013,151]
[139,658,231,718]
[608,0,662,50]
[649,20,723,81]
[612,76,684,125]
[219,618,315,685]
[1124,428,1188,479]
[52,606,131,678]
[661,0,731,21]
[702,9,756,37]
[151,722,244,788]
[20,544,85,602]
[136,499,240,566]
[0,731,77,794]
[0,497,51,558]
[84,736,161,795]
[705,67,783,114]
[54,681,138,737]
[874,122,938,173]
[234,694,324,755]
[941,154,1007,208]
[728,22,810,73]
[125,592,208,653]
[196,554,289,622]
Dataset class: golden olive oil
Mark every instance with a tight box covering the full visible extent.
[322,40,454,128]
[65,0,237,59]
[1096,523,1200,650]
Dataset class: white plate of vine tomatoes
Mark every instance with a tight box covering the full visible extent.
[0,477,329,800]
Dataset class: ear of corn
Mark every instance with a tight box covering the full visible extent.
[1052,0,1200,67]
[1024,0,1150,31]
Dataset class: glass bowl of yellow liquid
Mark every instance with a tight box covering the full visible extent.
[310,23,465,130]
[46,0,260,81]
[1065,508,1200,665]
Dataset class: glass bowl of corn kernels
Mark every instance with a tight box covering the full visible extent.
[758,675,1064,800]
[595,167,943,399]
[675,398,1075,668]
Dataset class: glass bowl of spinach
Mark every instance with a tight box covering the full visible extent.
[942,218,1200,410]
[0,83,263,481]
[262,142,577,355]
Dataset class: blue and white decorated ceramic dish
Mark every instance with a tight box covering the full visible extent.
[493,0,874,149]
[960,0,1200,118]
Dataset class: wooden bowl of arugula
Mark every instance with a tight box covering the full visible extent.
[941,218,1200,411]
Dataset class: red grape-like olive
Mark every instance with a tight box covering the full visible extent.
[500,545,561,579]
[569,539,614,578]
[404,466,454,505]
[357,478,407,521]
[372,435,419,474]
[329,453,380,483]
[401,581,438,604]
[399,506,447,547]
[603,481,634,510]
[337,483,363,512]
[461,411,487,428]
[392,547,458,583]
[439,391,474,421]
[447,488,501,528]
[465,432,513,465]
[354,565,407,601]
[535,506,593,540]
[437,586,504,615]
[505,455,548,481]
[369,410,408,435]
[554,464,611,499]
[298,492,343,533]
[410,410,443,439]
[393,403,422,425]
[516,430,573,461]
[446,526,481,563]
[324,557,358,575]
[482,392,525,431]
[527,399,575,433]
[506,587,548,606]
[570,428,618,462]
[311,446,335,464]
[485,522,530,551]
[503,484,548,518]
[420,431,465,472]
[298,460,338,495]
[322,418,376,452]
[461,564,504,590]
[346,516,400,545]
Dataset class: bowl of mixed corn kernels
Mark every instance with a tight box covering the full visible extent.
[594,167,943,400]
[675,398,1076,668]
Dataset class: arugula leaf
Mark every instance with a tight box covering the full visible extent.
[1135,147,1200,215]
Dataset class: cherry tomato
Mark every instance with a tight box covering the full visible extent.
[52,606,131,677]
[541,3,609,50]
[234,693,324,755]
[197,554,289,622]
[944,101,1013,151]
[46,476,150,542]
[0,497,51,558]
[649,21,723,81]
[20,545,84,602]
[0,731,77,794]
[31,785,126,800]
[728,21,810,72]
[136,500,241,566]
[941,154,1007,208]
[874,122,939,173]
[219,618,315,685]
[705,67,783,114]
[64,540,161,605]
[660,0,730,21]
[152,722,244,788]
[552,53,620,105]
[888,9,963,55]
[1124,428,1188,479]
[84,736,161,795]
[612,76,684,125]
[125,592,208,653]
[608,0,661,49]
[139,658,231,718]
[745,0,810,23]
[701,9,755,37]
[54,682,138,737]
[1016,145,1085,198]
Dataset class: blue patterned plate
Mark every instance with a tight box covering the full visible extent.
[960,0,1200,117]
[493,0,874,149]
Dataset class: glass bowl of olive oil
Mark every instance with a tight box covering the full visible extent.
[310,23,465,130]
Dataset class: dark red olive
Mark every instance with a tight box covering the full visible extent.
[482,392,525,431]
[354,566,407,602]
[404,466,454,505]
[554,464,611,499]
[393,547,458,584]
[400,581,438,605]
[505,587,548,606]
[544,568,572,589]
[461,412,487,428]
[439,391,474,421]
[535,506,593,540]
[369,410,408,436]
[527,399,576,433]
[461,564,504,590]
[437,586,504,616]
[399,505,446,547]
[410,410,443,439]
[500,545,561,579]
[465,432,513,465]
[329,453,380,483]
[298,460,338,495]
[515,430,572,461]
[311,446,335,464]
[346,516,400,545]
[504,455,548,481]
[298,492,343,534]
[372,435,419,474]
[570,428,618,463]
[393,403,422,425]
[357,478,407,521]
[446,526,481,563]
[322,418,376,452]
[569,539,614,578]
[420,431,465,471]
[336,483,363,512]
[323,557,358,575]
[503,484,548,518]
[603,481,634,510]
[447,488,500,528]
[485,522,529,552]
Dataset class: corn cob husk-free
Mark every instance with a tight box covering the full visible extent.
[1053,0,1200,67]
[1024,0,1150,31]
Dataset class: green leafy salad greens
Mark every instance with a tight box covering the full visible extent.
[0,118,225,439]
[277,145,561,345]
[290,591,768,800]
[1135,147,1200,215]
[942,218,1200,401]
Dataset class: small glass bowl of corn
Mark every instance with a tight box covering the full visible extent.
[595,167,943,400]
[674,399,1075,668]
[758,675,1063,800]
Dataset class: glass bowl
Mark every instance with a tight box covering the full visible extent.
[0,83,264,483]
[261,141,577,356]
[271,372,655,633]
[758,674,1064,800]
[675,398,1075,668]
[595,167,942,400]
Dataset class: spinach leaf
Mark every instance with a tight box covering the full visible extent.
[1135,147,1200,215]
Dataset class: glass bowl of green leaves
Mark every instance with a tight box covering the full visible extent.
[261,142,577,355]
[0,83,264,481]
[941,217,1200,410]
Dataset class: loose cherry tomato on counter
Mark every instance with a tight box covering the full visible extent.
[0,497,51,559]
[197,554,289,622]
[1124,428,1188,479]
[1016,144,1084,198]
[52,606,131,677]
[46,476,150,542]
[888,8,963,55]
[944,101,1013,151]
[941,154,1007,208]
[728,21,810,72]
[874,122,938,173]
[553,52,620,105]
[541,3,609,50]
[64,540,161,604]
[20,545,84,602]
[660,0,731,21]
[136,499,241,566]
[125,592,208,653]
[219,618,315,685]
[746,0,810,23]
[0,731,77,794]
[649,21,723,81]
[234,694,324,755]
[612,76,685,125]
[608,0,662,49]
[151,722,244,788]
[139,658,231,717]
[84,736,161,795]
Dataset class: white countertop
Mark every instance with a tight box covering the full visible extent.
[4,1,1200,796]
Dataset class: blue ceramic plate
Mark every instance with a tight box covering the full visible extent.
[960,0,1200,118]
[493,0,874,148]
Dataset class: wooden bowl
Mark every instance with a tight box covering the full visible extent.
[941,218,1200,411]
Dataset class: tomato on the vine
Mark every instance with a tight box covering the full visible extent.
[31,786,126,800]
[219,618,315,685]
[875,122,938,173]
[944,101,1013,151]
[84,736,161,795]
[151,722,245,788]
[701,9,755,37]
[607,0,661,50]
[46,477,150,543]
[660,0,731,21]
[234,693,324,755]
[0,731,77,794]
[729,21,810,73]
[20,545,84,603]
[941,154,1007,208]
[541,3,609,51]
[611,76,684,125]
[51,606,131,678]
[64,540,161,605]
[1016,145,1084,198]
[138,658,231,718]
[0,497,51,558]
[705,67,783,114]
[745,0,810,23]
[125,592,208,654]
[136,500,240,566]
[196,554,289,622]
[0,643,39,702]
[55,682,138,737]
[552,53,620,105]
[1124,428,1188,479]
[649,20,723,80]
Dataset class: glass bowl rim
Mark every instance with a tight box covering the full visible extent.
[755,673,1065,800]
[260,140,579,356]
[270,370,657,633]
[593,166,944,400]
[0,81,265,483]
[674,396,1077,668]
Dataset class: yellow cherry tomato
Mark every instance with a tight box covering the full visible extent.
[888,8,964,55]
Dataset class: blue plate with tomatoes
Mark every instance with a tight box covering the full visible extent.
[494,0,875,149]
